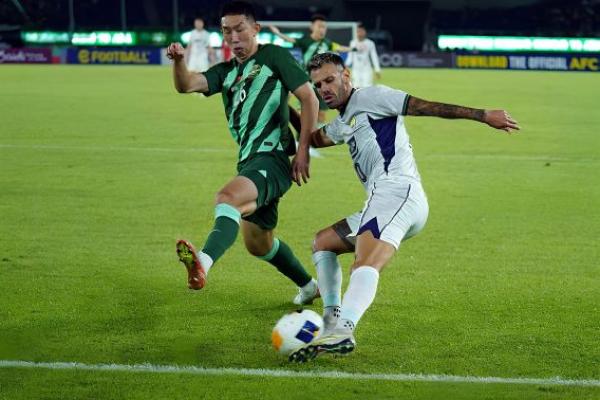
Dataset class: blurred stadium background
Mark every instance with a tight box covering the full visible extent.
[1,0,599,70]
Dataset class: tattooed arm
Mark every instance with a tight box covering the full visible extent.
[406,96,520,133]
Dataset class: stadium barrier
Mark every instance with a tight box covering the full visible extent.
[66,47,162,65]
[2,46,598,72]
[0,48,53,64]
[378,52,453,68]
[454,52,599,72]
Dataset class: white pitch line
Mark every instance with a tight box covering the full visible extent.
[1,360,599,387]
[1,143,598,163]
[0,143,231,154]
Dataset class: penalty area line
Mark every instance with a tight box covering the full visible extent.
[0,360,599,387]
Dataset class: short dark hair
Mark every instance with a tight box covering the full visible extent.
[221,1,256,22]
[357,22,366,30]
[307,52,345,73]
[311,14,327,23]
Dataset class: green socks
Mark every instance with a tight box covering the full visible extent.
[258,238,312,287]
[201,203,241,263]
[201,204,311,288]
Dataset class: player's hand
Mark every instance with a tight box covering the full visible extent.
[484,110,520,133]
[269,25,281,35]
[167,42,185,62]
[291,146,310,186]
[375,72,381,80]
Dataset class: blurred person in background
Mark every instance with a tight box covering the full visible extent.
[347,23,381,88]
[186,17,215,72]
[270,14,352,124]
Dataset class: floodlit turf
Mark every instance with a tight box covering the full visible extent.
[0,65,598,399]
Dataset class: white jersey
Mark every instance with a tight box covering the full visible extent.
[187,29,210,72]
[324,85,420,191]
[325,85,428,248]
[347,38,380,73]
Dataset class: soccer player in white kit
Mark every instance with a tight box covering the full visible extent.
[186,17,214,73]
[289,53,520,362]
[347,23,381,87]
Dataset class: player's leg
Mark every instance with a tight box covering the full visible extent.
[321,183,429,352]
[240,152,316,303]
[241,219,317,304]
[291,181,429,362]
[176,176,258,290]
[312,216,357,333]
[363,70,374,88]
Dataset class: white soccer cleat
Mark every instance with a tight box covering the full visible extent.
[293,278,320,305]
[295,141,324,158]
[288,328,356,363]
[309,146,323,158]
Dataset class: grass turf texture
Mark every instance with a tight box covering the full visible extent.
[0,65,598,399]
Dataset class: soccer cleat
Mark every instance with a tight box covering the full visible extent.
[176,239,206,290]
[288,330,356,363]
[293,279,320,305]
[309,146,323,158]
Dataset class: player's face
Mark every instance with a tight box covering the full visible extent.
[221,15,260,61]
[311,63,352,110]
[311,20,327,40]
[357,27,366,40]
[194,19,204,30]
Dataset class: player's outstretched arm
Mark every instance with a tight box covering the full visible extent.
[288,106,335,149]
[269,25,296,44]
[167,42,209,93]
[406,96,520,133]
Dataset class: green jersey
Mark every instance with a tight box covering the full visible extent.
[203,44,309,163]
[295,36,341,68]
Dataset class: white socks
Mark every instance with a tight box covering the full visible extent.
[337,266,380,329]
[197,251,214,275]
[314,251,380,332]
[313,251,342,307]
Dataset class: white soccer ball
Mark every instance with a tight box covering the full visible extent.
[271,309,323,355]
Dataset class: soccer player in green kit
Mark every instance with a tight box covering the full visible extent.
[270,14,351,124]
[166,1,320,305]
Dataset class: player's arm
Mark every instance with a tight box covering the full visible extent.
[288,106,335,148]
[167,42,209,93]
[291,83,319,184]
[332,42,352,53]
[269,25,297,44]
[405,96,520,133]
[369,41,381,79]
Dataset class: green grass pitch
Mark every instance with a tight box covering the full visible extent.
[0,65,598,399]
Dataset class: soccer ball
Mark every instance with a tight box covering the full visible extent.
[271,309,323,355]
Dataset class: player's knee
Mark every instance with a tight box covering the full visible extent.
[312,228,332,253]
[244,238,272,257]
[215,189,239,208]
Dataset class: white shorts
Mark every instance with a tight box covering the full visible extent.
[343,179,428,249]
[351,69,374,88]
[187,56,209,73]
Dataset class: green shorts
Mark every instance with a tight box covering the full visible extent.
[237,151,292,230]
